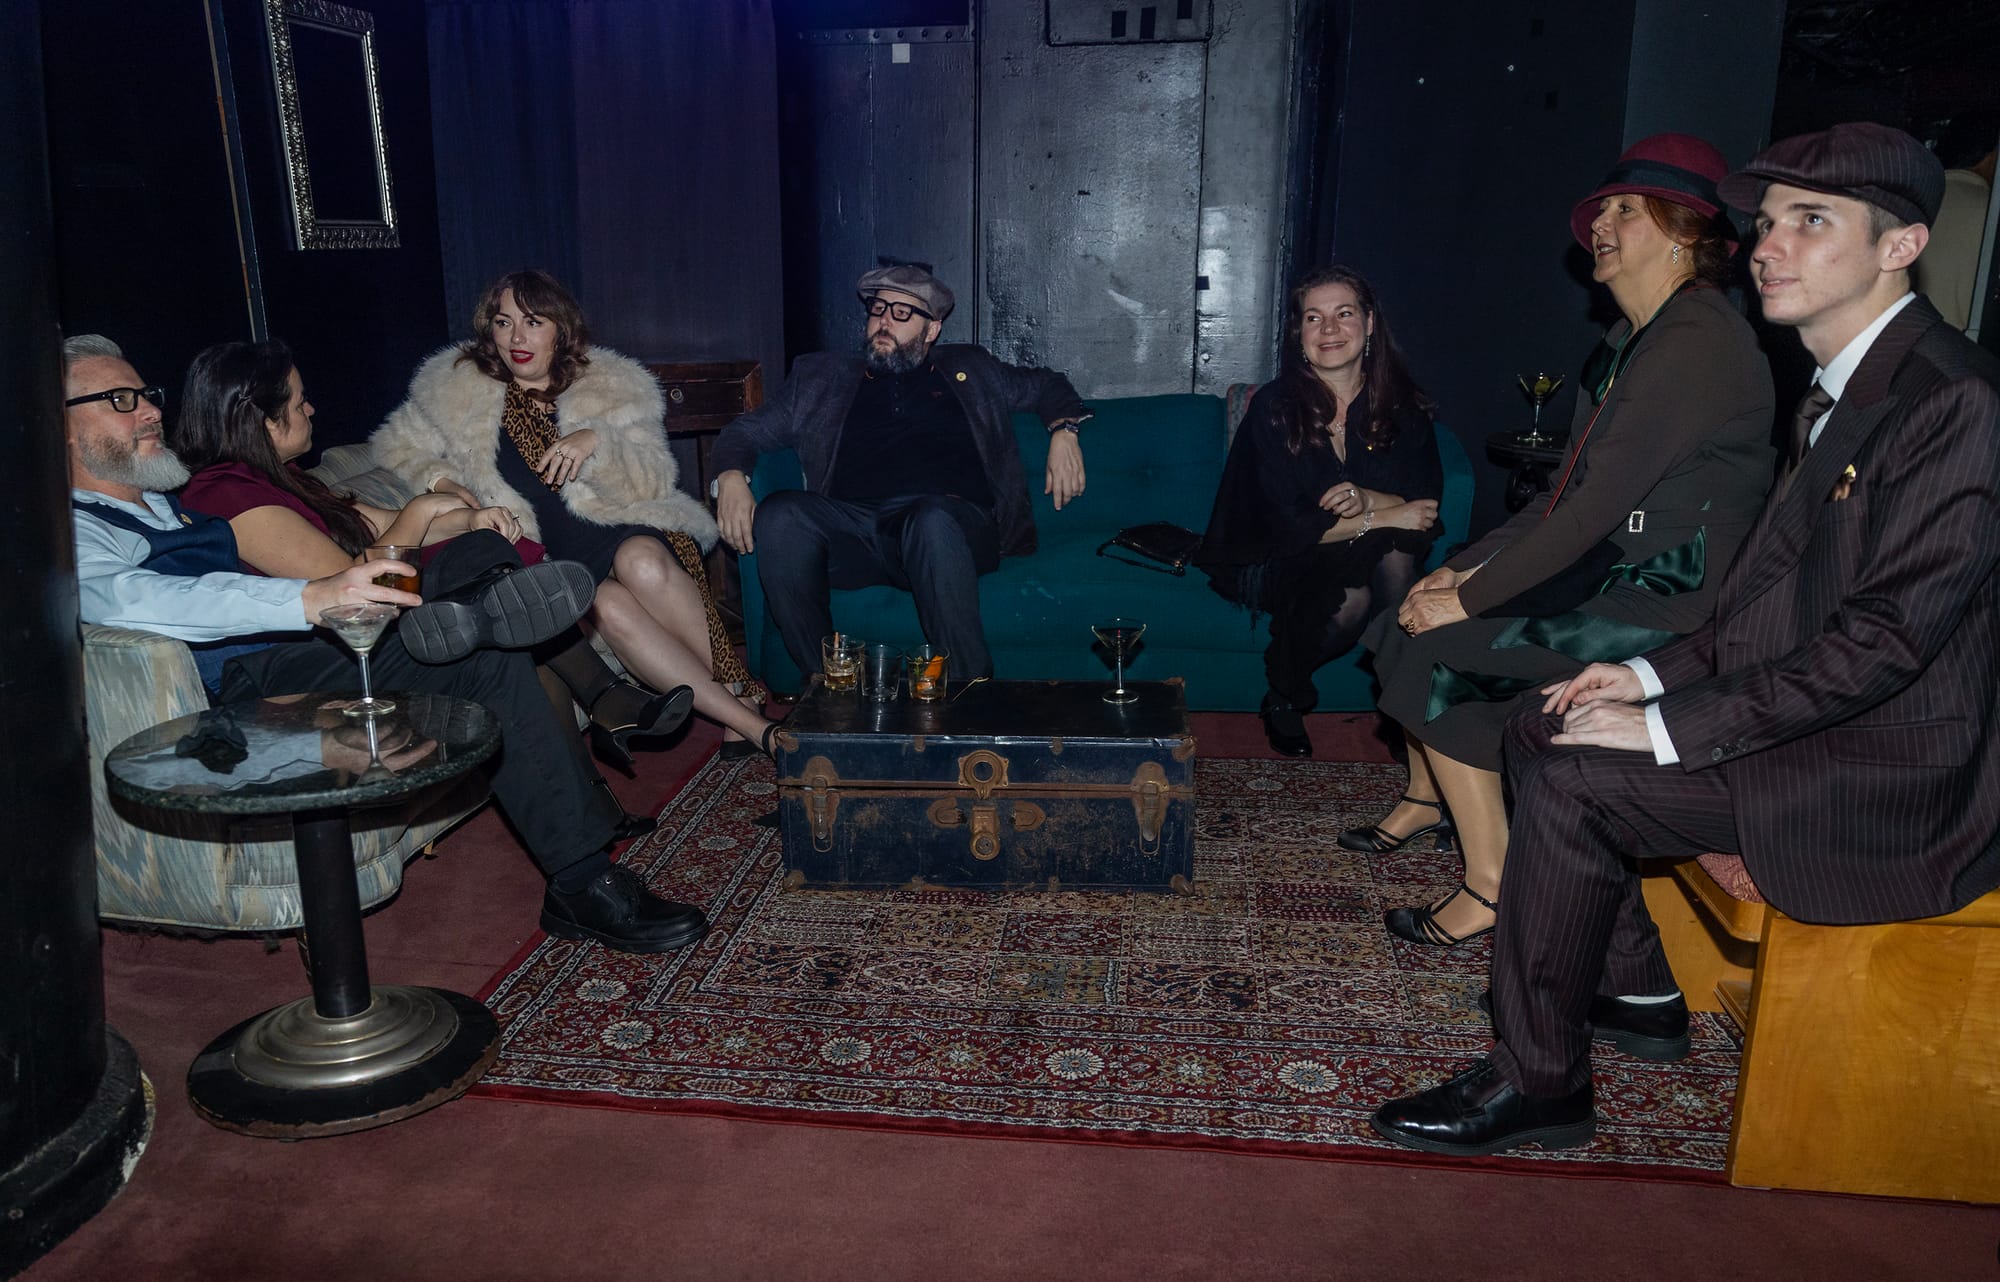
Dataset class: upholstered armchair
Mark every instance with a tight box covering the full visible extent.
[81,443,488,932]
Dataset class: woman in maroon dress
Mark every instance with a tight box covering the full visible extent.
[175,338,687,833]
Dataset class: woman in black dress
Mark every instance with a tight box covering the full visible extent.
[1197,266,1443,756]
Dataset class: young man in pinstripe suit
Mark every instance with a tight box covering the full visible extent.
[1373,123,2000,1156]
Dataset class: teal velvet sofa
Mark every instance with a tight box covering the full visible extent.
[739,393,1474,711]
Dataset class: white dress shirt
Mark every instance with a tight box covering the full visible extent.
[1624,293,1916,764]
[72,489,310,641]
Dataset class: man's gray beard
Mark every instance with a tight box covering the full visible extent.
[862,331,929,375]
[81,438,191,493]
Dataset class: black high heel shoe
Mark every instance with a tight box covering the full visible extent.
[1337,793,1454,853]
[1384,883,1498,947]
[591,777,658,842]
[587,683,695,775]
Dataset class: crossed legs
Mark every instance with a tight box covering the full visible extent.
[590,535,774,744]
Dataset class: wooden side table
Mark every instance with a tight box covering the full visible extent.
[648,360,764,630]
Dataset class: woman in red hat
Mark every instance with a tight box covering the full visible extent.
[1353,134,1776,950]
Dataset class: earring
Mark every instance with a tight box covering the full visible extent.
[1364,336,1372,358]
[1671,243,1682,265]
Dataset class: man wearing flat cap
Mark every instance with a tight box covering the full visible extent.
[1373,122,2000,1157]
[712,261,1089,683]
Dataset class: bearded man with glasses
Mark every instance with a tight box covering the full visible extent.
[712,261,1090,682]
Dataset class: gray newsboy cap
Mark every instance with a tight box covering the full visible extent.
[857,262,954,321]
[1717,121,1946,228]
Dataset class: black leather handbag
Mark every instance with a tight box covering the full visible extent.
[1096,522,1205,576]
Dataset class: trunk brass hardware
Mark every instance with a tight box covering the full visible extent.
[969,803,1000,860]
[1170,873,1193,895]
[928,798,965,827]
[1131,761,1169,854]
[800,755,842,852]
[782,868,807,889]
[957,749,1011,797]
[1172,735,1197,762]
[1011,801,1045,830]
[1048,737,1064,755]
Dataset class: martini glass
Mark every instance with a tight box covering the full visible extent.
[322,603,399,718]
[1092,617,1146,704]
[1515,372,1566,446]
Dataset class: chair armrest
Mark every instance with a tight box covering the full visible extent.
[81,624,209,749]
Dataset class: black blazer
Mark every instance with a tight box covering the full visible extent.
[712,345,1089,557]
[1648,296,2000,924]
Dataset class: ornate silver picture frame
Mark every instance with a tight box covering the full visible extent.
[264,0,399,250]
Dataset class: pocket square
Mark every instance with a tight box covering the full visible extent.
[1830,463,1857,502]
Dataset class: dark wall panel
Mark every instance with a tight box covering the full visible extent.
[978,1,1206,396]
[779,35,977,357]
[1328,0,1637,537]
[43,0,254,395]
[215,0,451,450]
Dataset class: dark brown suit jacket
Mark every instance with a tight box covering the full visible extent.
[1647,296,2000,923]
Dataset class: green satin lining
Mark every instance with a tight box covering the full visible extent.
[1423,530,1706,722]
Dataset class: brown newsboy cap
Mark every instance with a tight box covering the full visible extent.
[1717,121,1946,228]
[857,262,954,321]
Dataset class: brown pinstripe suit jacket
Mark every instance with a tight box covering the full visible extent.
[1646,296,2000,924]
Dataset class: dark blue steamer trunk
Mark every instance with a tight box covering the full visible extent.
[773,680,1195,891]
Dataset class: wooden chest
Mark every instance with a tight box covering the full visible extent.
[772,679,1196,892]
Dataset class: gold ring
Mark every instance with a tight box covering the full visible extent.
[1403,621,1417,635]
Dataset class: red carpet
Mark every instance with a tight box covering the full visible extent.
[472,753,1737,1183]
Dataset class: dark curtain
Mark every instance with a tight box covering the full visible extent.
[425,0,583,332]
[425,0,783,382]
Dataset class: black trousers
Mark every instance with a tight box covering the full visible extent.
[1263,543,1420,712]
[218,530,614,883]
[753,491,1002,680]
[1488,701,1738,1096]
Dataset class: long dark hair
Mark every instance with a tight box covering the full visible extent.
[458,268,593,399]
[175,339,375,555]
[1269,265,1433,456]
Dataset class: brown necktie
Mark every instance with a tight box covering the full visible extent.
[1787,383,1836,472]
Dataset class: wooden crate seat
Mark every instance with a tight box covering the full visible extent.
[1641,853,2000,1202]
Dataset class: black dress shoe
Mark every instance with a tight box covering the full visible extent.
[1476,990,1692,1062]
[540,864,708,953]
[400,560,597,663]
[1261,703,1313,757]
[1370,1057,1595,1156]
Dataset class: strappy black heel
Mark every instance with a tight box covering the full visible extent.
[1337,793,1455,853]
[1385,883,1498,947]
[587,683,694,774]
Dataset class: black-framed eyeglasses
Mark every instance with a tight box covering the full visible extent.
[862,297,934,323]
[64,386,166,414]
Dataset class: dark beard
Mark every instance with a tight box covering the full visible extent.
[862,331,929,375]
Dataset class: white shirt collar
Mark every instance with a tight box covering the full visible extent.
[70,487,175,522]
[1806,292,1915,446]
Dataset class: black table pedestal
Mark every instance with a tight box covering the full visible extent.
[186,806,498,1138]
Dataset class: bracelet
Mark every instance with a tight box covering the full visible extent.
[1351,509,1373,541]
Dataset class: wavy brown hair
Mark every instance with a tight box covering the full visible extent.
[1270,265,1433,456]
[175,339,376,556]
[458,268,593,399]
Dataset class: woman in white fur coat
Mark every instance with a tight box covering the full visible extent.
[374,269,778,754]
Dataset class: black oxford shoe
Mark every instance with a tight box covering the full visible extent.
[1370,1057,1596,1156]
[1478,990,1691,1062]
[541,864,708,954]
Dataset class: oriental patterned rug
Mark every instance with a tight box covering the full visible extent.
[471,755,1740,1182]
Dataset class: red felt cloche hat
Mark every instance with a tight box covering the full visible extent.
[1569,132,1736,251]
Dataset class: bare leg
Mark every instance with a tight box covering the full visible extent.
[608,538,761,744]
[592,572,774,745]
[1414,746,1508,939]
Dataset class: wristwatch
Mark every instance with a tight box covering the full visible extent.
[709,471,746,500]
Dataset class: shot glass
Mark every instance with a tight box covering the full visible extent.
[366,544,422,593]
[904,646,950,702]
[860,642,900,701]
[821,633,865,692]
